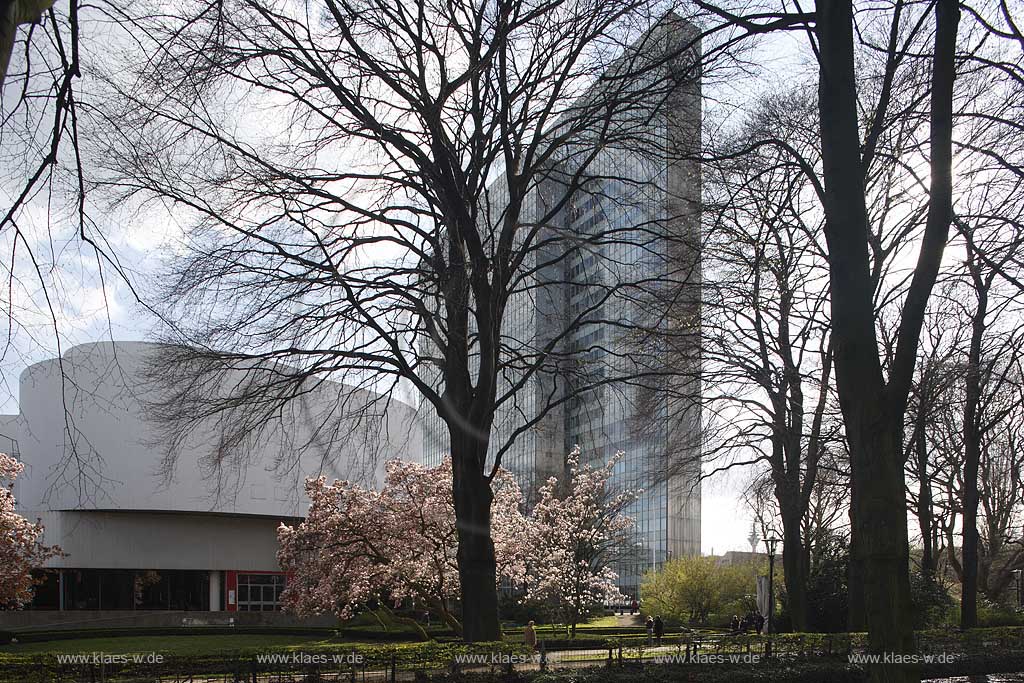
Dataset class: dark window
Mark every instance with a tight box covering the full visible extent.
[58,569,209,610]
[27,570,60,610]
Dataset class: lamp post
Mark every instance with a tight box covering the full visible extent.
[1013,569,1022,609]
[763,534,780,655]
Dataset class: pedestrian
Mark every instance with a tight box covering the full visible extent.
[653,615,664,645]
[524,620,538,651]
[630,599,638,615]
[645,616,654,646]
[729,615,740,633]
[755,613,766,634]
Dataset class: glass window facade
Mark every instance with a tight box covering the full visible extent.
[42,569,211,610]
[420,20,702,598]
[236,573,286,611]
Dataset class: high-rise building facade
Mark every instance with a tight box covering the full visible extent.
[421,14,701,598]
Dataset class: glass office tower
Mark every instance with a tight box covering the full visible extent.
[421,14,701,598]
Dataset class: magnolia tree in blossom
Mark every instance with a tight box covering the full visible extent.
[278,449,634,636]
[0,453,62,608]
[521,447,637,637]
[278,458,527,635]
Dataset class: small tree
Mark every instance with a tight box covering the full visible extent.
[521,448,636,637]
[277,457,527,635]
[640,555,766,626]
[0,452,61,608]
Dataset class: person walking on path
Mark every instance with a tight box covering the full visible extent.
[653,615,664,645]
[524,621,538,651]
[645,616,654,646]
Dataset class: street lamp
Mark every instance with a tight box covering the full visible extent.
[763,534,781,637]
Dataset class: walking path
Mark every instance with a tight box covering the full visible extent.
[613,613,642,627]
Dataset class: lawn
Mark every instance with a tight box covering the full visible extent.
[0,633,531,670]
[0,633,531,683]
[1,633,327,657]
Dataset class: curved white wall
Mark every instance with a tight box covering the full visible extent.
[2,341,420,534]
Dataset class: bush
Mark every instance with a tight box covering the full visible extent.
[805,537,849,633]
[909,571,956,629]
[641,556,772,626]
[977,598,1024,627]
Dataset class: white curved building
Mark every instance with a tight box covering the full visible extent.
[0,342,420,622]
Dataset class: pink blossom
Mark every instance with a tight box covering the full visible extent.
[0,453,62,608]
[520,447,638,633]
[277,457,527,630]
[277,448,635,634]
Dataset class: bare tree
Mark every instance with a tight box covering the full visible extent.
[904,311,963,582]
[699,84,838,632]
[690,2,963,679]
[976,371,1024,602]
[0,0,125,503]
[908,312,1024,610]
[89,1,706,641]
[956,249,1024,626]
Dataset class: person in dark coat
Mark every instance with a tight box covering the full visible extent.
[653,615,665,645]
[730,615,740,633]
[754,613,766,634]
[645,616,654,646]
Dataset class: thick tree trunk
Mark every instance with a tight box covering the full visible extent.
[815,0,957,678]
[0,1,57,91]
[780,507,808,632]
[450,432,502,642]
[849,414,918,681]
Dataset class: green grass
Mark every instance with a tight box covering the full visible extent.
[1,633,327,657]
[0,634,528,664]
[0,635,531,683]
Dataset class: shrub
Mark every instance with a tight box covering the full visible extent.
[909,571,956,629]
[641,556,771,626]
[977,598,1024,627]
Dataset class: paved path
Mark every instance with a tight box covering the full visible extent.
[614,613,642,627]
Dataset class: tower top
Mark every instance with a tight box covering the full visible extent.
[747,521,760,554]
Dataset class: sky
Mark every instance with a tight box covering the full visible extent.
[0,9,817,557]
